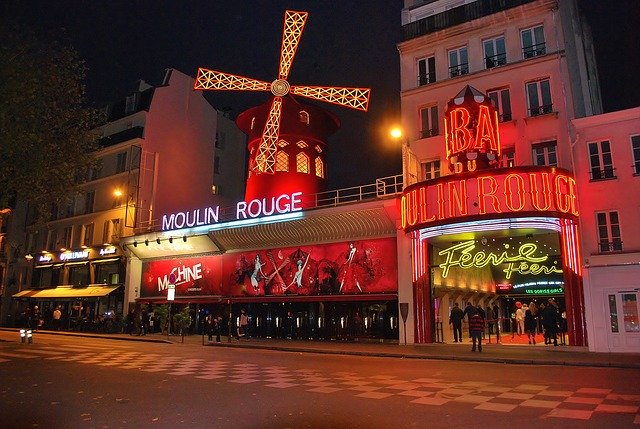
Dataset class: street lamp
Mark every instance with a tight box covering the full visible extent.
[390,127,411,188]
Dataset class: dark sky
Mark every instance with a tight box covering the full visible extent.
[4,1,639,190]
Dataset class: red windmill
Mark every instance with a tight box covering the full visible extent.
[194,10,371,204]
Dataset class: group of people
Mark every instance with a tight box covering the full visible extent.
[515,299,564,346]
[449,302,489,352]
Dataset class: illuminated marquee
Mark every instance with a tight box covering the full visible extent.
[438,240,562,279]
[401,167,579,231]
[161,191,303,231]
[59,250,90,261]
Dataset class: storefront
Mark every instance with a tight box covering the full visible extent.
[12,245,125,331]
[399,86,586,345]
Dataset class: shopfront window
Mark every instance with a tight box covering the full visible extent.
[69,264,90,286]
[95,262,121,285]
[622,293,639,333]
[608,294,619,333]
[33,267,53,288]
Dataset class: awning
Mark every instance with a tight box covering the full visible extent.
[12,285,122,299]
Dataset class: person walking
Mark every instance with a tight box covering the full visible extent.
[52,306,62,331]
[205,314,214,342]
[462,302,477,339]
[449,303,464,343]
[469,312,485,352]
[524,307,537,344]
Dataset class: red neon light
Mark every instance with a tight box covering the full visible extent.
[475,105,499,152]
[446,108,473,156]
[401,167,579,231]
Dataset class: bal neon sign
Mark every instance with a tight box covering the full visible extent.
[59,250,90,261]
[438,240,562,279]
[161,191,303,231]
[444,86,501,173]
[401,167,578,231]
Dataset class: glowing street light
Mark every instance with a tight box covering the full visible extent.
[390,127,412,188]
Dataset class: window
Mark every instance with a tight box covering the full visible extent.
[296,153,309,174]
[95,262,121,285]
[448,47,468,77]
[420,105,439,138]
[608,294,619,333]
[521,25,546,59]
[299,111,309,124]
[622,294,640,333]
[483,36,506,68]
[103,219,120,244]
[421,160,440,180]
[500,148,516,168]
[631,135,640,175]
[61,226,73,249]
[275,151,289,172]
[315,157,324,178]
[296,140,308,149]
[214,155,221,174]
[487,88,512,122]
[215,132,225,149]
[82,223,94,247]
[69,264,90,286]
[526,79,552,116]
[532,140,557,166]
[47,229,58,250]
[84,190,95,214]
[116,152,127,173]
[417,56,436,86]
[125,93,138,114]
[596,211,622,252]
[588,140,615,180]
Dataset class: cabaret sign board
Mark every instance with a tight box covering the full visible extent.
[401,166,579,232]
[161,192,303,231]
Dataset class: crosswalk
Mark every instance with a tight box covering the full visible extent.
[1,342,639,424]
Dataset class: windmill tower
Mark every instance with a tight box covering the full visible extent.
[194,10,370,204]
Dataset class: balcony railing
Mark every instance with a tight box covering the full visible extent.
[449,64,469,78]
[98,126,144,148]
[417,73,436,87]
[599,240,623,253]
[528,104,553,117]
[420,128,439,138]
[401,0,534,41]
[485,54,507,69]
[590,167,616,181]
[523,43,546,59]
[499,112,513,122]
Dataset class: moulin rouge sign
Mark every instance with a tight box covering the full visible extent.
[401,86,579,231]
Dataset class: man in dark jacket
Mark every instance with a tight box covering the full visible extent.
[462,303,477,338]
[449,303,464,343]
[469,313,485,352]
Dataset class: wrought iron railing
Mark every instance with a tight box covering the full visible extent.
[523,42,546,59]
[449,64,469,78]
[590,167,616,181]
[420,128,439,138]
[485,53,507,69]
[528,104,554,117]
[599,240,623,253]
[417,72,436,87]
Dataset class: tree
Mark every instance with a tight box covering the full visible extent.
[0,23,102,222]
[173,305,192,343]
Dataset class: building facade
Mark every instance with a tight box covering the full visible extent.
[397,0,603,346]
[3,69,246,329]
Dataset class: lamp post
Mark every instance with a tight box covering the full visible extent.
[390,128,411,188]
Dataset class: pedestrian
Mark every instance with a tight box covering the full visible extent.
[491,303,500,335]
[524,307,537,345]
[214,316,222,342]
[449,303,464,343]
[546,299,559,346]
[238,309,248,339]
[462,302,477,338]
[469,312,485,352]
[52,306,62,331]
[515,302,524,336]
[205,314,214,342]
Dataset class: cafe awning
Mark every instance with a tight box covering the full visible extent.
[12,285,122,299]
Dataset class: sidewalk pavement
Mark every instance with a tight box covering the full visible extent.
[3,328,639,369]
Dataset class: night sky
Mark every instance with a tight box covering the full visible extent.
[4,0,639,190]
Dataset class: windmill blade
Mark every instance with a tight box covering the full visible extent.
[291,85,371,111]
[194,68,270,91]
[253,97,283,174]
[278,10,308,80]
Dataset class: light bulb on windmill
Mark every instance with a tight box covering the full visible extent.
[194,10,371,206]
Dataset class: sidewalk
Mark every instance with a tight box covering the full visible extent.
[3,328,639,369]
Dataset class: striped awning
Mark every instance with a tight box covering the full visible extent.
[12,285,121,299]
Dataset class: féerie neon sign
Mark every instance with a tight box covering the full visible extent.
[438,240,562,279]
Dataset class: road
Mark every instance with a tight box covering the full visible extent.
[0,331,638,428]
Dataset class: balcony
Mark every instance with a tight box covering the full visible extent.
[420,128,439,138]
[499,112,513,122]
[528,104,554,117]
[590,167,616,181]
[485,54,507,69]
[98,126,144,148]
[449,64,469,78]
[401,0,534,41]
[417,72,436,87]
[599,240,623,253]
[523,43,546,59]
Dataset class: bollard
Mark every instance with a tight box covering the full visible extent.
[27,329,33,343]
[20,329,26,343]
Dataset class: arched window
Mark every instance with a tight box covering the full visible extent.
[276,151,289,172]
[315,157,324,178]
[299,111,309,124]
[296,152,309,174]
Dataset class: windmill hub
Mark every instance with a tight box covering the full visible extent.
[270,79,290,96]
